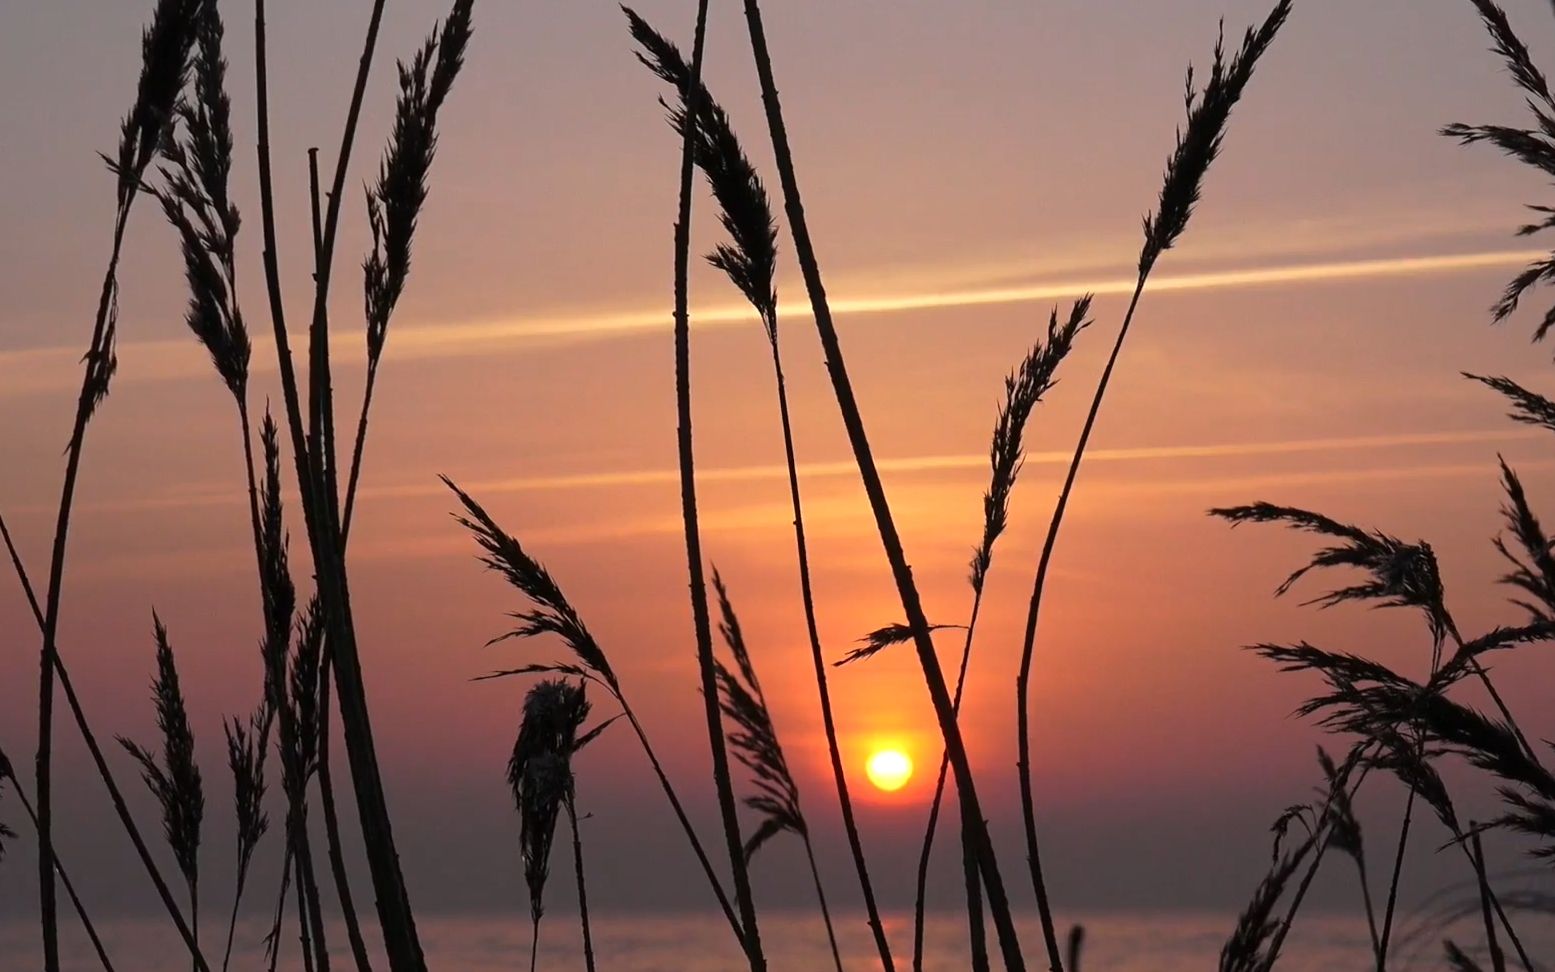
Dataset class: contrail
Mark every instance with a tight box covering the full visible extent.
[0,247,1540,397]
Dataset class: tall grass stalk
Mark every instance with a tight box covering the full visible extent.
[634,1,768,965]
[1007,7,1292,965]
[1,747,117,972]
[734,1,1027,966]
[25,3,202,965]
[448,479,744,941]
[0,511,207,969]
[564,797,596,972]
[624,11,893,964]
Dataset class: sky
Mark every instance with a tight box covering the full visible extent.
[4,0,1555,953]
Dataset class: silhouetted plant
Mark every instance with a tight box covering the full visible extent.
[219,707,269,972]
[447,477,744,941]
[117,614,205,970]
[509,679,589,972]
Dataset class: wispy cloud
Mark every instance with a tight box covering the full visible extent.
[0,248,1541,398]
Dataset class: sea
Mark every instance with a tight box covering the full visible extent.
[3,909,1549,971]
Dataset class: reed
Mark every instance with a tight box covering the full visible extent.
[508,679,589,972]
[26,3,202,965]
[711,572,844,972]
[117,614,205,971]
[447,478,744,941]
[621,4,766,966]
[220,708,269,972]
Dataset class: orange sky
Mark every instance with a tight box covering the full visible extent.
[4,0,1555,926]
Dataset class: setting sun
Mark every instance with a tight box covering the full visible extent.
[865,749,914,792]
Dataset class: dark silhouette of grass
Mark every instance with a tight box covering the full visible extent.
[117,614,206,970]
[447,477,745,942]
[508,679,589,972]
[24,2,203,966]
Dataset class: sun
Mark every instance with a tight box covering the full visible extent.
[865,748,913,792]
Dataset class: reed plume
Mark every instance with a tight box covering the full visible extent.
[508,679,589,972]
[624,6,765,965]
[346,0,475,533]
[711,573,843,972]
[447,477,744,940]
[220,707,269,972]
[1443,0,1555,339]
[118,613,206,968]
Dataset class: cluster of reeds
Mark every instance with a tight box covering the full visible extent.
[448,2,1294,971]
[1208,9,1555,968]
[0,0,484,968]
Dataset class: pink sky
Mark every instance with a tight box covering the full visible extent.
[3,0,1555,940]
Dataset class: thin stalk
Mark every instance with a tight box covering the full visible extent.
[34,203,132,972]
[9,773,117,972]
[767,338,893,969]
[736,4,1024,968]
[565,797,596,972]
[296,852,318,972]
[528,919,540,972]
[0,512,209,970]
[315,663,372,972]
[308,132,373,972]
[914,591,990,971]
[264,847,294,972]
[1353,847,1380,964]
[668,1,763,967]
[801,835,845,972]
[1376,786,1416,971]
[1470,828,1508,972]
[1015,278,1154,971]
[614,692,742,939]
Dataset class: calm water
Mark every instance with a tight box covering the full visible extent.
[1,910,1547,970]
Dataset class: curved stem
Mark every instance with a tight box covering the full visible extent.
[736,4,1024,969]
[315,662,373,971]
[1015,276,1152,970]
